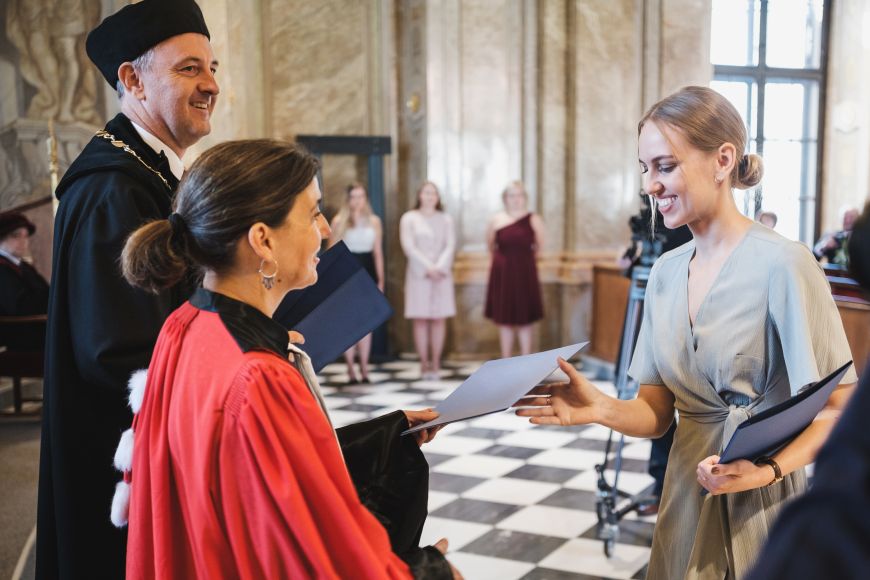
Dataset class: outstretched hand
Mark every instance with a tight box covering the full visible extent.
[403,408,443,446]
[514,358,605,426]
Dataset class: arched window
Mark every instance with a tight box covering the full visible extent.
[710,0,829,243]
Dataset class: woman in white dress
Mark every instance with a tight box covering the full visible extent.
[400,181,456,380]
[517,86,856,579]
[329,182,384,384]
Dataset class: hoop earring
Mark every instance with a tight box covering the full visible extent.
[258,259,278,290]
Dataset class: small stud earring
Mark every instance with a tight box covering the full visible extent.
[258,259,279,290]
[714,175,724,185]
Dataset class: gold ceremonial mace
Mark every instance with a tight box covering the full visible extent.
[48,118,59,213]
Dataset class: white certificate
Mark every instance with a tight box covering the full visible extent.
[402,342,588,435]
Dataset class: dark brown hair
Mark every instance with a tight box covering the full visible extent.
[122,139,320,293]
[414,180,444,211]
[639,86,763,190]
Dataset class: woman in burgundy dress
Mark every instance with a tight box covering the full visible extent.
[484,180,545,357]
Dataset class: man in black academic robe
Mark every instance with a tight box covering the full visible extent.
[0,212,50,350]
[36,1,218,577]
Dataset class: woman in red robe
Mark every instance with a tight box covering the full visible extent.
[112,140,459,579]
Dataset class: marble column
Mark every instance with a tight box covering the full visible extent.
[821,0,870,234]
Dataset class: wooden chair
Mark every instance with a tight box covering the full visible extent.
[0,314,46,415]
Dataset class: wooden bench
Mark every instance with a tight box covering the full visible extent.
[0,314,46,415]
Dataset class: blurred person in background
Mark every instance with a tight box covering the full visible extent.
[484,180,545,358]
[329,182,385,384]
[0,211,49,350]
[400,181,456,381]
[813,205,858,267]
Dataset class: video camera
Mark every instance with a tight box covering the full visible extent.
[626,192,667,268]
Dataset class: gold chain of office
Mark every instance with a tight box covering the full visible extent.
[94,129,172,191]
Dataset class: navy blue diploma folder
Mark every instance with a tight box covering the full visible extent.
[718,360,854,464]
[273,241,392,373]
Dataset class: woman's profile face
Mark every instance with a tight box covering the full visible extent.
[275,178,330,292]
[638,121,718,230]
[418,183,440,211]
[348,186,368,212]
[503,186,527,213]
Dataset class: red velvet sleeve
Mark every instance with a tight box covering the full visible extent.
[215,355,412,579]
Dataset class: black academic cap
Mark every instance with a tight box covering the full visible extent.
[0,212,36,239]
[86,0,211,88]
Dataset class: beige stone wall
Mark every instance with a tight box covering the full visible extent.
[425,0,712,358]
[7,1,870,357]
[822,0,870,233]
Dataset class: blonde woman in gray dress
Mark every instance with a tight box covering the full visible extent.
[517,86,857,579]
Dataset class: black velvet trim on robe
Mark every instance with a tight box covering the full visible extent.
[189,288,289,359]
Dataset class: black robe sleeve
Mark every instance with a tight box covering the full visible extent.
[337,411,453,579]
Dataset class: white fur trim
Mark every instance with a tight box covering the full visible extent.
[128,369,148,413]
[113,428,134,472]
[110,480,130,528]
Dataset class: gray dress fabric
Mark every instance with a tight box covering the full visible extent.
[628,223,857,580]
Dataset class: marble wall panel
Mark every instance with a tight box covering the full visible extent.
[266,0,371,209]
[822,0,870,233]
[571,0,644,252]
[536,0,568,252]
[464,0,523,251]
[659,0,713,95]
[188,0,266,160]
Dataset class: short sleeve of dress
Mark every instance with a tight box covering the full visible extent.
[628,261,664,386]
[768,242,858,394]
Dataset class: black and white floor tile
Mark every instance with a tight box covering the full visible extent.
[317,360,658,580]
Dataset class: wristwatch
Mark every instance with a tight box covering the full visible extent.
[754,456,783,486]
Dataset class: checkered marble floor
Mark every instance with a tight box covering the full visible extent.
[318,359,658,580]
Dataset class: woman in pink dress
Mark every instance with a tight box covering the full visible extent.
[400,181,456,380]
[484,180,545,358]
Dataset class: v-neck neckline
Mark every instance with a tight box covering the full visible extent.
[684,223,757,350]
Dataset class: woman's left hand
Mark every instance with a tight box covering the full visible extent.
[696,455,774,495]
[403,408,443,446]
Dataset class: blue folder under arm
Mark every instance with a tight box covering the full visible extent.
[273,241,393,373]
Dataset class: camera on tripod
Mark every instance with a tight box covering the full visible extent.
[625,191,691,270]
[625,193,666,269]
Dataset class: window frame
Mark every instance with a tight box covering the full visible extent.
[712,0,831,244]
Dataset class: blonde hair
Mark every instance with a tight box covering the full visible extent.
[639,86,764,191]
[502,180,529,207]
[332,181,373,240]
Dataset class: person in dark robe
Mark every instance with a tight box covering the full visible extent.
[0,212,50,350]
[36,1,219,578]
[747,202,870,579]
[113,139,457,578]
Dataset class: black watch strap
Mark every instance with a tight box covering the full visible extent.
[754,456,783,486]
